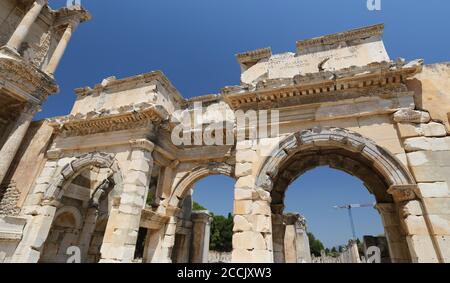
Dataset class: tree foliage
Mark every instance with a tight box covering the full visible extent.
[193,201,207,211]
[192,202,233,252]
[209,213,233,252]
[308,232,325,257]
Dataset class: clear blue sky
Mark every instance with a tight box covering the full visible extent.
[42,0,449,248]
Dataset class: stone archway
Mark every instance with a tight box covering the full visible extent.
[12,152,123,263]
[255,127,423,263]
[151,162,235,263]
[168,162,235,209]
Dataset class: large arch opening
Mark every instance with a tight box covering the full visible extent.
[283,166,386,263]
[39,166,117,263]
[168,164,236,263]
[257,127,417,263]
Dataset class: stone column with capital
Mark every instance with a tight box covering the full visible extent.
[44,20,79,75]
[0,103,40,185]
[3,0,48,54]
[190,211,212,263]
[99,139,154,263]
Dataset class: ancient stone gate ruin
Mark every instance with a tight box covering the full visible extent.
[1,1,450,263]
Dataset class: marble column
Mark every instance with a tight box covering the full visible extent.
[4,0,48,53]
[44,21,79,75]
[190,211,212,263]
[0,103,39,185]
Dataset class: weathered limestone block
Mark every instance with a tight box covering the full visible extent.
[232,231,266,250]
[422,122,447,137]
[402,200,423,216]
[250,215,271,233]
[416,182,450,198]
[422,198,450,215]
[233,215,252,232]
[233,200,252,215]
[236,150,258,163]
[234,188,253,200]
[231,249,252,263]
[397,123,423,138]
[251,201,271,216]
[235,162,252,177]
[235,175,256,190]
[398,122,448,138]
[404,137,450,152]
[402,215,430,235]
[427,215,450,236]
[394,109,431,123]
[406,235,440,263]
[436,236,450,263]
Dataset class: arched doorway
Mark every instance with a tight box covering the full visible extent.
[157,163,236,263]
[283,166,386,263]
[39,166,116,263]
[256,127,419,263]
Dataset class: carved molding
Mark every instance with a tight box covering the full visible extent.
[257,127,416,196]
[296,24,385,51]
[0,56,58,99]
[47,103,168,137]
[222,61,422,110]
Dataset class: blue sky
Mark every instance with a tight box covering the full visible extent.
[43,1,450,248]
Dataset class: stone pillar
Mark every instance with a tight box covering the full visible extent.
[388,185,441,263]
[376,203,411,263]
[283,222,297,263]
[294,217,312,263]
[158,215,178,263]
[232,142,274,263]
[3,0,47,53]
[415,182,450,263]
[99,139,154,263]
[78,208,98,263]
[271,214,285,263]
[190,211,212,263]
[11,204,57,262]
[0,104,39,186]
[44,21,78,75]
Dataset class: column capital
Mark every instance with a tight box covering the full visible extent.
[23,102,41,116]
[129,139,155,152]
[387,185,418,203]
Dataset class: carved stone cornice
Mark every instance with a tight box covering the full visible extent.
[236,47,272,66]
[74,70,184,104]
[222,60,423,110]
[0,55,58,101]
[47,103,168,137]
[387,185,418,203]
[296,24,384,52]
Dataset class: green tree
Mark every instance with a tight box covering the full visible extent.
[193,201,207,211]
[308,232,325,257]
[209,213,233,252]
